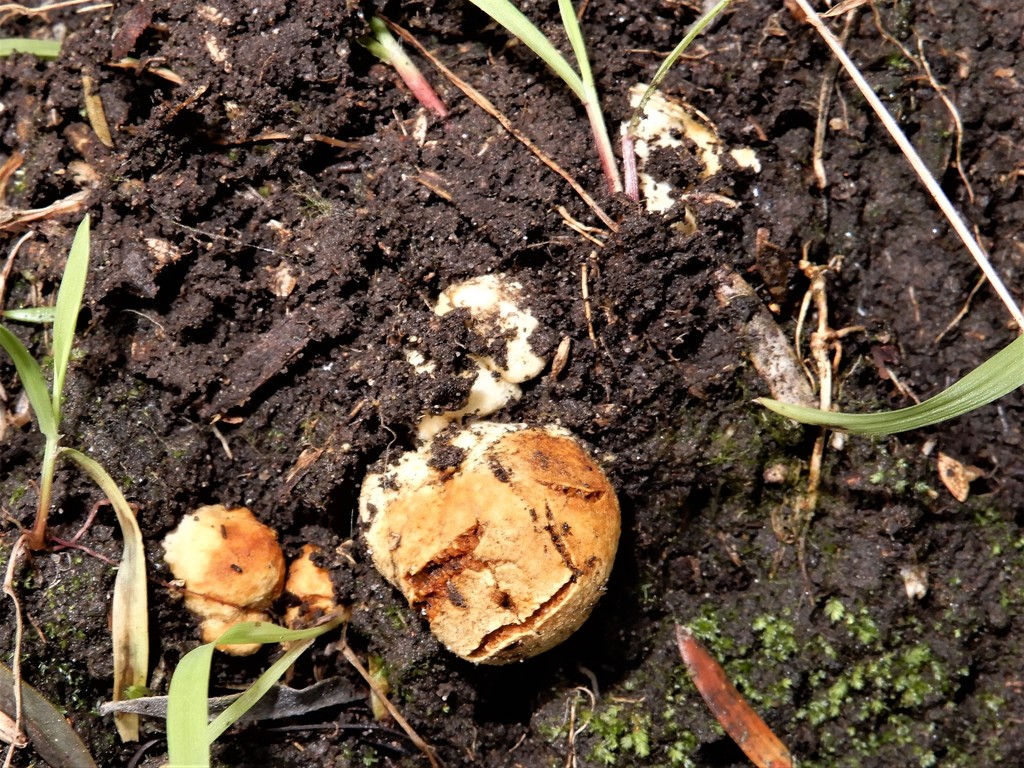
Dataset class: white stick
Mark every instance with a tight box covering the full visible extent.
[793,0,1024,331]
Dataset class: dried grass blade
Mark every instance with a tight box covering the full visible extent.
[791,0,1024,330]
[61,449,147,742]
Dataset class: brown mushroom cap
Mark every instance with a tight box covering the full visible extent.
[163,504,286,655]
[360,422,620,664]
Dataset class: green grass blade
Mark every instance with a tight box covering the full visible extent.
[556,0,592,91]
[0,325,58,439]
[2,307,56,324]
[62,449,148,742]
[357,17,391,61]
[628,0,734,137]
[206,639,315,743]
[167,642,216,767]
[358,17,448,119]
[556,0,621,192]
[0,38,62,58]
[167,618,345,767]
[51,215,90,421]
[757,333,1024,435]
[468,0,586,100]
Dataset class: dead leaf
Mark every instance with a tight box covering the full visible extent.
[0,191,91,232]
[676,625,793,768]
[0,662,97,768]
[937,452,982,502]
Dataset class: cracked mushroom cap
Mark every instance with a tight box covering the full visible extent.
[360,422,620,664]
[163,504,286,655]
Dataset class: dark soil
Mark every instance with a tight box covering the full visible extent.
[2,1,1024,766]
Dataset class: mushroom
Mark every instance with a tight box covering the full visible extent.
[360,422,620,664]
[284,543,338,629]
[163,504,286,655]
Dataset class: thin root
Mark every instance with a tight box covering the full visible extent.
[811,11,858,190]
[934,272,987,345]
[1,535,28,768]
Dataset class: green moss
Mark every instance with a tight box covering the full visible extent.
[687,602,734,654]
[790,597,969,766]
[751,613,798,662]
[258,426,290,455]
[885,52,912,71]
[679,591,994,765]
[299,187,332,218]
[799,639,949,730]
[384,603,408,630]
[584,702,653,765]
[868,456,911,493]
[833,601,880,645]
[664,734,699,768]
[7,482,28,507]
[823,596,845,622]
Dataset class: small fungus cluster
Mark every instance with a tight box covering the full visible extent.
[163,504,336,655]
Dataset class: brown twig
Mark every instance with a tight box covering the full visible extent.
[337,638,443,768]
[384,19,618,233]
